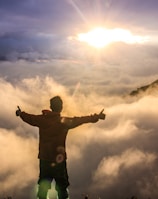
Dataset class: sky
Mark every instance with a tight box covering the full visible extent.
[1,0,158,198]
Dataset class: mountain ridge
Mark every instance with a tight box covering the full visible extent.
[130,79,158,96]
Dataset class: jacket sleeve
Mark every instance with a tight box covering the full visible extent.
[62,114,100,129]
[20,112,43,127]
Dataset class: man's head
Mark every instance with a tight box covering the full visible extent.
[50,96,63,112]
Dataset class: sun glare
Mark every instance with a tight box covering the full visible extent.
[77,27,148,48]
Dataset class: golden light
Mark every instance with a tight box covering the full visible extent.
[77,27,148,48]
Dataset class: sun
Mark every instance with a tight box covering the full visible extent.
[77,27,112,48]
[77,27,148,48]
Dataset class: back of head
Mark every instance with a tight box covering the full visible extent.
[50,96,63,112]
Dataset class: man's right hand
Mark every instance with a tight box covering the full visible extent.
[16,106,21,116]
[98,109,106,120]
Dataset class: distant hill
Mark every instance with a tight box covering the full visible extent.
[130,79,158,96]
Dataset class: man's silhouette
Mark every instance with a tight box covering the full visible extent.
[16,96,105,199]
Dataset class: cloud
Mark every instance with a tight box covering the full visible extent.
[1,0,158,65]
[1,74,158,198]
[0,0,79,35]
[92,148,156,186]
[1,39,158,101]
[0,128,38,198]
[0,31,63,61]
[67,93,158,199]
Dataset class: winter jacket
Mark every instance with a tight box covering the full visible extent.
[20,110,100,162]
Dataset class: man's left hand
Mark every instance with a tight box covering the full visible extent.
[16,106,21,116]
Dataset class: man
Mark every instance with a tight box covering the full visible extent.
[16,96,105,199]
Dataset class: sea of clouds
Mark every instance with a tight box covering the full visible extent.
[0,72,158,199]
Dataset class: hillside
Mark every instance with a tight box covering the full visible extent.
[130,79,158,96]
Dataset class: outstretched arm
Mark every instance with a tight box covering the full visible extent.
[15,106,42,127]
[63,109,106,129]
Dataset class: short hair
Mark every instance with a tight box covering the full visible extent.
[50,96,63,112]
